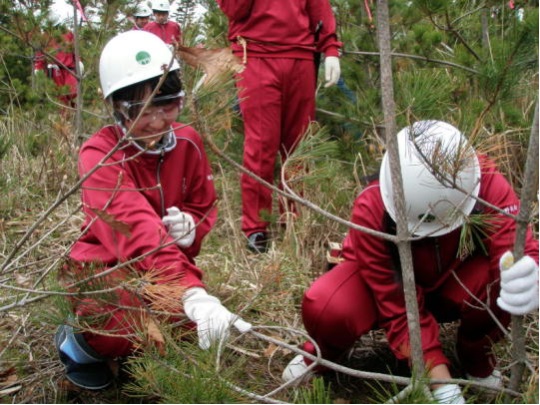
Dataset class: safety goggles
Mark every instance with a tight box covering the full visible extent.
[121,91,184,122]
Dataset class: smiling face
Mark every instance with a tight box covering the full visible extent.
[135,16,150,29]
[122,90,183,146]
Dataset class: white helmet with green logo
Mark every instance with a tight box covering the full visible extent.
[151,0,170,12]
[99,30,179,99]
[379,120,481,237]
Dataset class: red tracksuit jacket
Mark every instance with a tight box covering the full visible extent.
[70,123,216,290]
[217,0,342,59]
[144,21,182,45]
[343,155,539,368]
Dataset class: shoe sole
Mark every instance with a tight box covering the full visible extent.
[55,325,114,390]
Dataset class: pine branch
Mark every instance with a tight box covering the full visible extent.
[344,50,479,74]
[470,30,529,138]
[441,10,482,62]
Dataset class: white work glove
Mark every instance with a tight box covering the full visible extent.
[497,251,539,315]
[183,287,252,350]
[78,61,84,76]
[324,56,340,88]
[162,206,196,248]
[432,384,466,404]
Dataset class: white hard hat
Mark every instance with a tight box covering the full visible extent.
[134,3,152,17]
[99,30,179,99]
[47,1,73,26]
[379,120,481,237]
[151,0,170,12]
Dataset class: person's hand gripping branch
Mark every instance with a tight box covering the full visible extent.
[497,251,539,315]
[183,288,252,350]
[162,206,196,248]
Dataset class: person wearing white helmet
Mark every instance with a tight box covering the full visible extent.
[216,0,342,253]
[282,120,539,403]
[54,30,251,390]
[33,4,83,110]
[132,3,152,30]
[144,0,181,46]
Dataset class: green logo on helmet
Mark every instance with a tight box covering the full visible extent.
[418,213,436,223]
[135,51,151,65]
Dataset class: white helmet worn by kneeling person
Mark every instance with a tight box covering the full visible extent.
[99,30,179,99]
[379,120,481,237]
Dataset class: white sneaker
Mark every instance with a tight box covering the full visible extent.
[282,354,314,383]
[466,369,503,389]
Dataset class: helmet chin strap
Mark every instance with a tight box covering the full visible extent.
[128,126,177,155]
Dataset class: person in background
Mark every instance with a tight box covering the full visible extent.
[144,0,181,47]
[33,6,83,110]
[282,120,539,403]
[54,31,251,390]
[216,0,342,253]
[132,3,152,30]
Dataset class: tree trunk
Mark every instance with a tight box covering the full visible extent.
[508,101,539,394]
[375,0,425,378]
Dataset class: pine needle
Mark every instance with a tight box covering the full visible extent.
[125,266,186,315]
[458,213,499,259]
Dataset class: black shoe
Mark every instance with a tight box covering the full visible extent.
[247,232,269,253]
[55,325,114,390]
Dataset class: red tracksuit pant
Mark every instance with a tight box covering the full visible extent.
[301,254,510,377]
[236,57,315,236]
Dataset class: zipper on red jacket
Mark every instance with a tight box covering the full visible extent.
[157,150,166,217]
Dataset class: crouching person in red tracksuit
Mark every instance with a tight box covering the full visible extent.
[283,120,539,403]
[216,0,342,253]
[55,31,251,390]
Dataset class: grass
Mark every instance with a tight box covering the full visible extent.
[0,72,538,404]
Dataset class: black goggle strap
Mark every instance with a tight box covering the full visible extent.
[121,91,185,111]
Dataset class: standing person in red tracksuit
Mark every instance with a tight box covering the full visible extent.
[54,31,251,390]
[283,121,539,403]
[216,0,342,253]
[34,7,82,110]
[144,0,181,46]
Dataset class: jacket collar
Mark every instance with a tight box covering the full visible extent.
[117,124,177,155]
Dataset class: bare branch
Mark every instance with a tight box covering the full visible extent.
[508,101,539,392]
